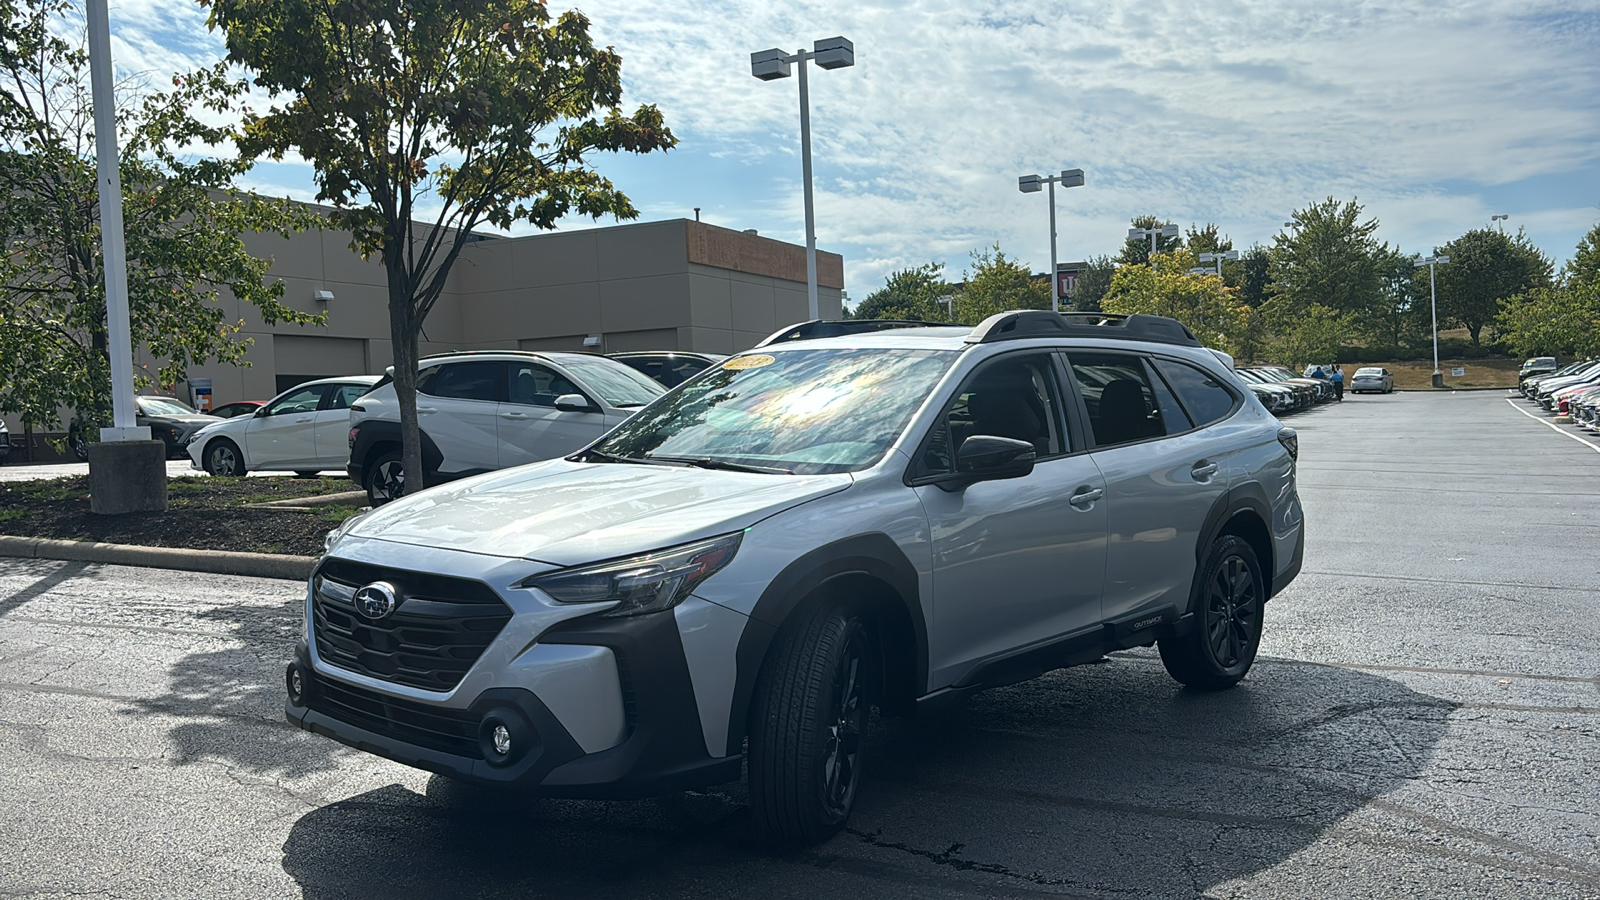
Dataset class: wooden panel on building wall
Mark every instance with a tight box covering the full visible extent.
[685,221,844,289]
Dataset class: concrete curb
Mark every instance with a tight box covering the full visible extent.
[0,534,314,581]
[245,490,367,510]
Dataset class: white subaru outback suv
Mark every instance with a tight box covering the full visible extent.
[290,311,1305,844]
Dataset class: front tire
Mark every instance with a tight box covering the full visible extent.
[748,601,872,845]
[1159,535,1264,691]
[204,439,246,477]
[364,450,404,506]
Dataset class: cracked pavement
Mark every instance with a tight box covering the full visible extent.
[1,390,1597,898]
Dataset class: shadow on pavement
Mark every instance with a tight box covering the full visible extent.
[0,559,98,618]
[279,653,1457,898]
[126,597,353,779]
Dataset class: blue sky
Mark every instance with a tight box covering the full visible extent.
[106,0,1600,301]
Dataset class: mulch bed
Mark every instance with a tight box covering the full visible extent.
[0,475,363,557]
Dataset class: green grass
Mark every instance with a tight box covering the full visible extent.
[1360,358,1520,390]
[314,505,365,523]
[0,508,26,522]
[1,479,88,503]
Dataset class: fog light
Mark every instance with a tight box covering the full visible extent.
[492,723,512,757]
[285,663,306,705]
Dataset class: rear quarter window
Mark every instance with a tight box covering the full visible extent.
[1151,358,1240,427]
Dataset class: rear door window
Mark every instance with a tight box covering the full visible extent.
[1066,353,1176,448]
[422,362,503,402]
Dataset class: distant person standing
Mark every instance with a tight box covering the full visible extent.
[1331,366,1344,401]
[1310,365,1326,379]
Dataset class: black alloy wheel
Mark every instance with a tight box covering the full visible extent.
[365,450,404,506]
[749,601,873,845]
[1158,535,1264,690]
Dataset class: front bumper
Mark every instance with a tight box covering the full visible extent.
[286,598,744,798]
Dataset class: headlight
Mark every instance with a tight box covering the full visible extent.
[323,509,371,553]
[521,532,743,618]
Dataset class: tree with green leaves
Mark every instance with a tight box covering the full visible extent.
[205,0,675,496]
[849,262,949,321]
[1430,228,1552,346]
[1495,283,1600,359]
[950,244,1050,325]
[1116,214,1183,267]
[0,0,319,439]
[1261,300,1352,370]
[1069,255,1115,313]
[1566,222,1600,285]
[1101,249,1249,355]
[1231,245,1274,363]
[1365,246,1422,352]
[1272,198,1386,321]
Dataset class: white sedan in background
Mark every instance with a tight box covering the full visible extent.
[1350,366,1395,394]
[188,376,380,477]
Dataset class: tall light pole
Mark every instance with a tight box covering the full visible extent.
[1018,169,1085,311]
[1128,223,1180,258]
[751,37,854,320]
[1198,249,1239,277]
[1491,214,1508,232]
[1415,254,1450,388]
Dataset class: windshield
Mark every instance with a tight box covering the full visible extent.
[136,397,198,416]
[559,356,666,407]
[594,348,956,475]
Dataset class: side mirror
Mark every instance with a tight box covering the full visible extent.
[954,435,1036,482]
[554,393,594,413]
[253,406,271,418]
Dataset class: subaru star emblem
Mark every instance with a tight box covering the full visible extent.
[352,581,399,620]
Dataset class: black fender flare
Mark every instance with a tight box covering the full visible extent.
[349,420,444,481]
[1190,484,1277,611]
[725,533,925,756]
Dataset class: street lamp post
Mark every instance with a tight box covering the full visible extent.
[1415,254,1451,388]
[1128,223,1180,258]
[1491,214,1508,232]
[1197,249,1239,277]
[751,37,854,320]
[1018,169,1085,311]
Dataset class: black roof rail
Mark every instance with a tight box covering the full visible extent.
[417,348,605,361]
[965,310,1202,347]
[753,318,956,348]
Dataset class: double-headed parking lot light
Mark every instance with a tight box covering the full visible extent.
[1128,223,1181,257]
[1017,169,1086,311]
[1197,249,1239,277]
[750,36,855,320]
[1414,254,1451,388]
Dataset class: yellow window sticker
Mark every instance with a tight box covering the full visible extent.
[723,354,775,371]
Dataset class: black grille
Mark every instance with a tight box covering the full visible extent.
[307,670,482,759]
[311,558,512,691]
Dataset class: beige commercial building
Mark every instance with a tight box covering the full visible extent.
[2,217,843,451]
[181,217,844,406]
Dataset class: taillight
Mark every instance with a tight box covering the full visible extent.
[1277,427,1298,460]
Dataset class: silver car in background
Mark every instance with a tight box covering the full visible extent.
[1350,367,1394,394]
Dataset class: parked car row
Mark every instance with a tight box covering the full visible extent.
[186,350,677,502]
[1519,357,1600,429]
[1230,366,1339,413]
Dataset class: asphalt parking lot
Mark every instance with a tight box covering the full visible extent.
[1,390,1596,899]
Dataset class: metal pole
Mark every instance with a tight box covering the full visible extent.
[1047,178,1059,312]
[796,49,819,320]
[1149,229,1157,257]
[1429,261,1440,377]
[86,0,137,434]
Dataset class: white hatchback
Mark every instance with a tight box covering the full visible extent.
[188,376,381,477]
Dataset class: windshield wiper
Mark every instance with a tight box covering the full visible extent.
[645,455,792,475]
[576,447,659,465]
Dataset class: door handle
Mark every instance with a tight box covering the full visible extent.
[294,417,314,423]
[1191,461,1218,480]
[1069,486,1103,507]
[499,412,529,420]
[417,407,437,415]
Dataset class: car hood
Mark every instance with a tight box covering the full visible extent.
[346,459,854,565]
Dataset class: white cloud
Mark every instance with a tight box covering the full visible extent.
[104,0,1600,295]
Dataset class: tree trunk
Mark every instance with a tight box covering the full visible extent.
[1468,322,1482,347]
[386,252,423,500]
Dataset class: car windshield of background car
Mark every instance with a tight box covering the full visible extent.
[596,348,956,475]
[136,397,197,416]
[558,357,667,407]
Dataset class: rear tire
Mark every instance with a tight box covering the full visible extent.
[364,450,404,506]
[748,601,872,845]
[1159,535,1263,691]
[204,439,246,477]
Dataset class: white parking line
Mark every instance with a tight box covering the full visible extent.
[1504,397,1600,454]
